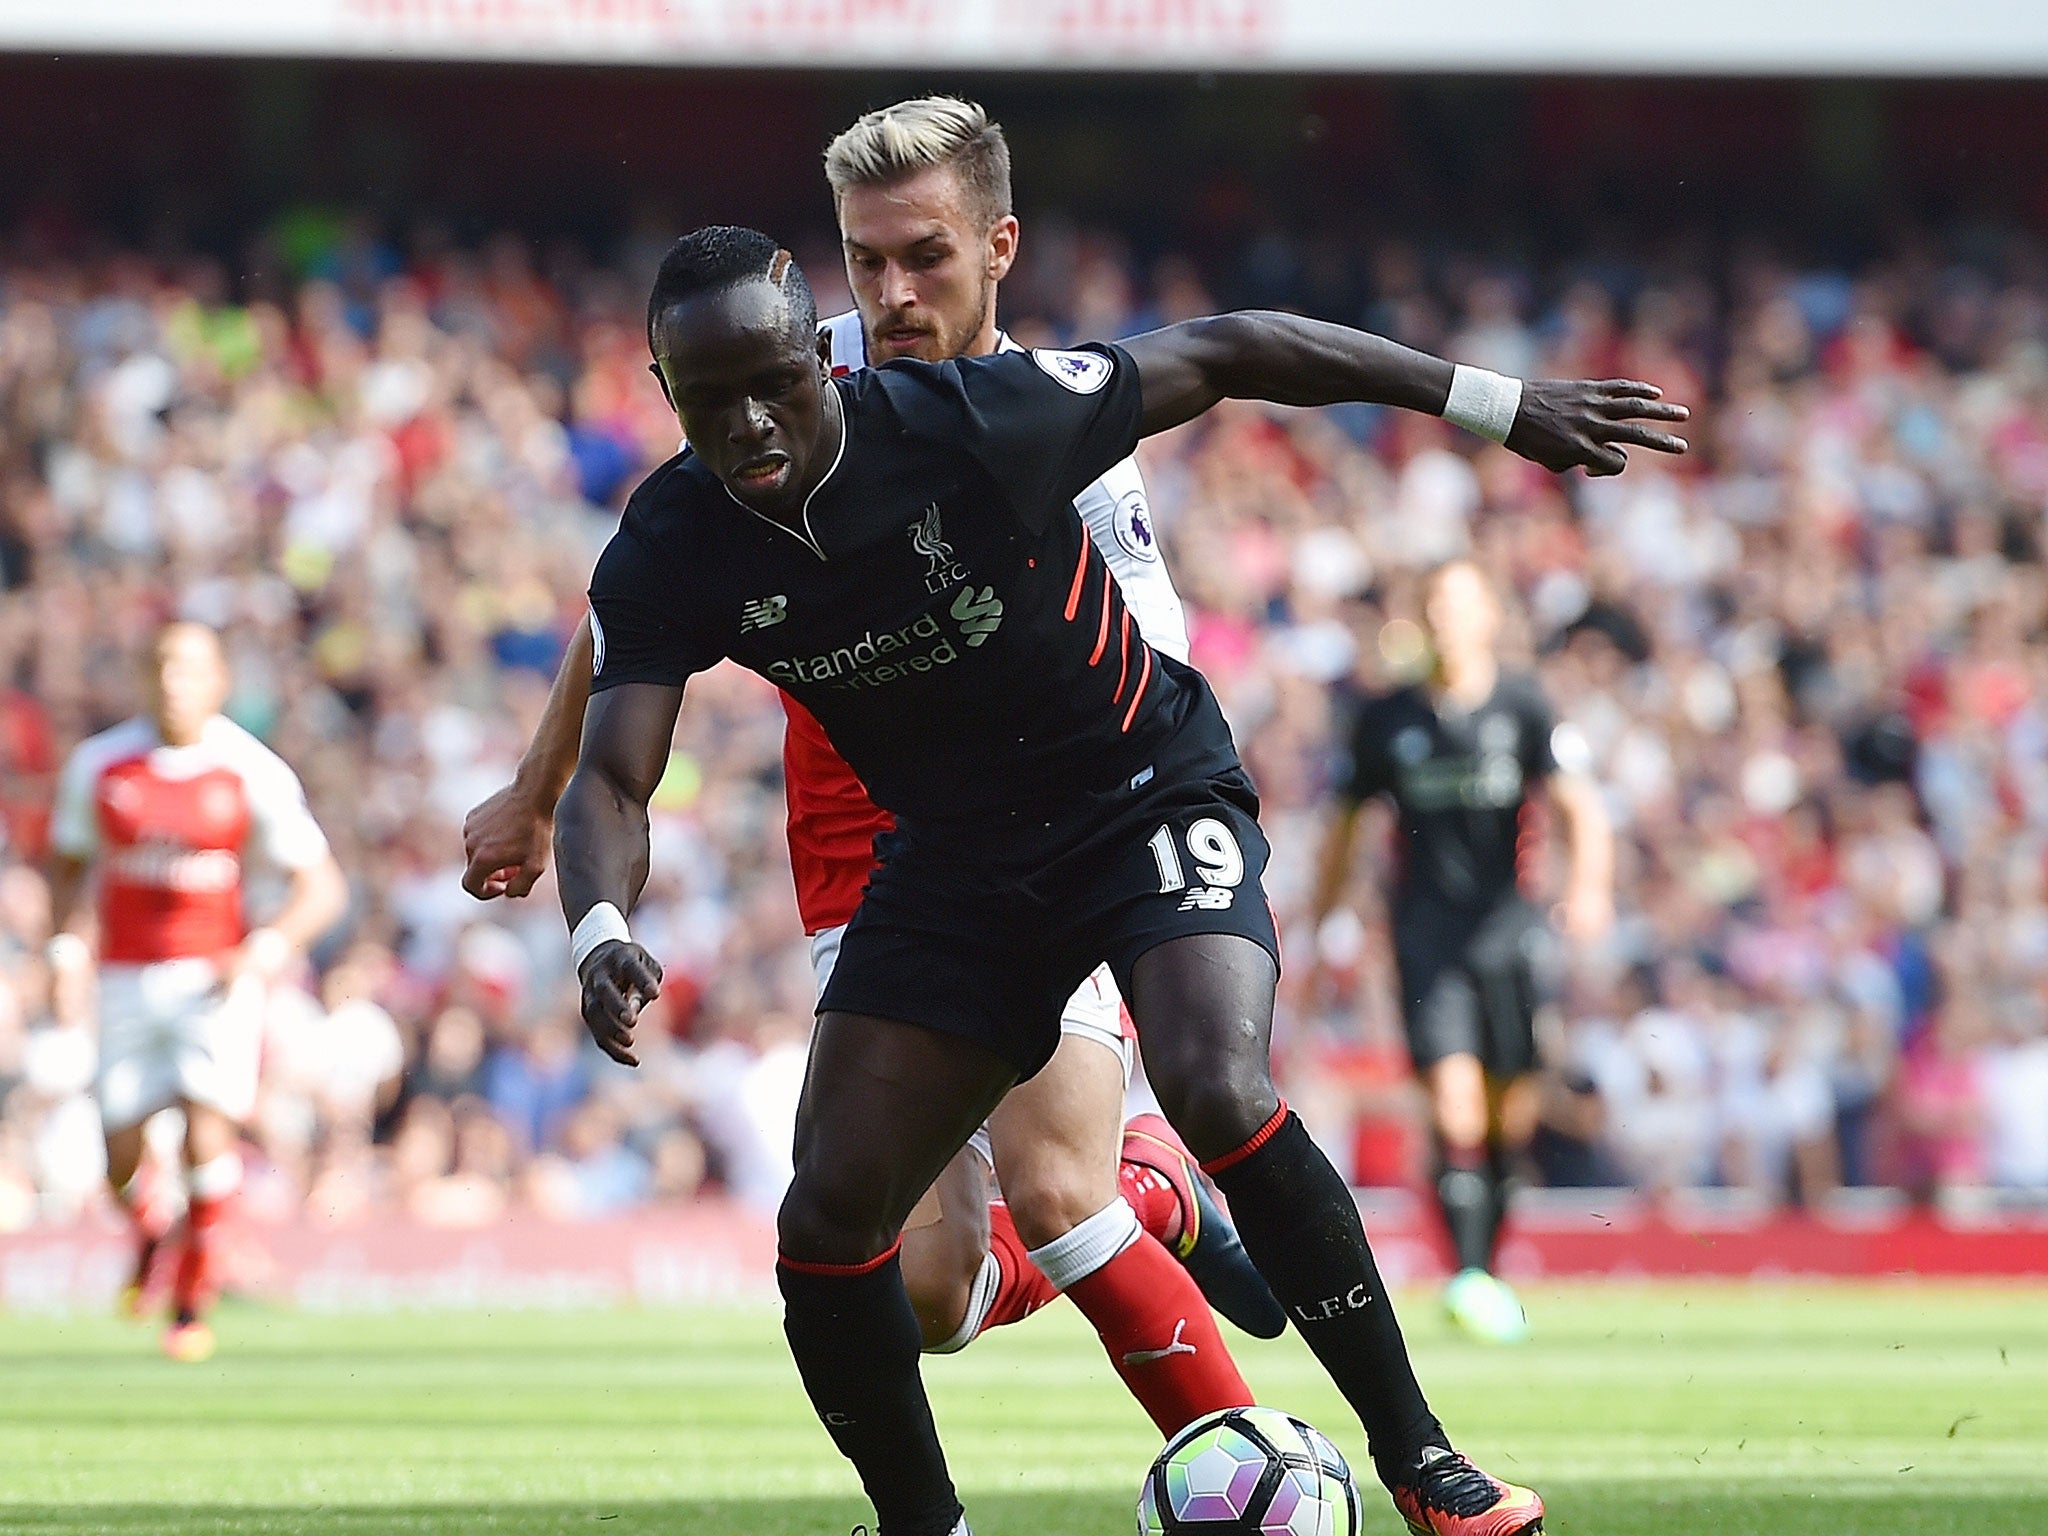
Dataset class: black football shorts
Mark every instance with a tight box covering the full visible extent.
[818,768,1280,1079]
[1393,895,1555,1079]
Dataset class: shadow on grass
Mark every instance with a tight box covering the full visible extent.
[3,1488,2047,1536]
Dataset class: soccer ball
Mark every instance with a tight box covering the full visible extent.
[1138,1407,1361,1536]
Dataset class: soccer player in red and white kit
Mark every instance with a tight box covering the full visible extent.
[48,622,346,1361]
[463,97,1280,1436]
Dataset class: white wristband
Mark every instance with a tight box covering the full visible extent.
[570,902,632,976]
[46,932,90,970]
[1442,364,1523,445]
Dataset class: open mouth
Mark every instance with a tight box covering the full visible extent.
[733,456,792,492]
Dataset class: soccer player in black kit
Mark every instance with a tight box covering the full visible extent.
[1313,562,1614,1344]
[555,226,1685,1536]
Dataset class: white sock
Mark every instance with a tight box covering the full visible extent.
[965,1126,995,1180]
[925,1250,1001,1356]
[1025,1198,1141,1292]
[187,1152,243,1202]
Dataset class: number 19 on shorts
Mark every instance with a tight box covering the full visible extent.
[1148,818,1244,912]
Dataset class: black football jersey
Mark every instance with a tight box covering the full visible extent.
[587,343,1239,862]
[1342,673,1560,912]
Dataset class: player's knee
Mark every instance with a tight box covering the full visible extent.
[776,1167,896,1267]
[1436,1102,1488,1150]
[102,1133,144,1191]
[898,1227,980,1349]
[1002,1158,1117,1251]
[1427,1065,1489,1147]
[181,1103,238,1167]
[1148,1053,1279,1165]
[1495,1076,1542,1149]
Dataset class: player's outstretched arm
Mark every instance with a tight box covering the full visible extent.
[553,680,681,1068]
[1120,311,1689,477]
[461,616,596,900]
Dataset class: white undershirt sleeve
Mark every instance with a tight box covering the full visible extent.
[235,733,331,872]
[1071,461,1191,664]
[49,743,103,861]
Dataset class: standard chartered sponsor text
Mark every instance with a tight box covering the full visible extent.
[765,612,963,691]
[764,588,1006,691]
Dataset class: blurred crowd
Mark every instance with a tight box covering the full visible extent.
[3,208,2048,1233]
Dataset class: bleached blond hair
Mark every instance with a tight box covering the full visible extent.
[823,96,1013,230]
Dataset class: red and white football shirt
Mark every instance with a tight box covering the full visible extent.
[51,715,329,964]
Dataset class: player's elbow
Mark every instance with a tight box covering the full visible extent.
[553,768,651,876]
[551,770,605,860]
[1179,311,1272,398]
[1192,309,1338,408]
[557,762,638,823]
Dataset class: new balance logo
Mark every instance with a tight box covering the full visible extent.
[951,586,1004,647]
[740,595,789,633]
[911,503,968,592]
[1122,1318,1197,1366]
[1178,886,1236,912]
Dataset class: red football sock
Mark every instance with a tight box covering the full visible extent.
[1065,1232,1254,1436]
[980,1202,1060,1332]
[114,1164,175,1245]
[1118,1156,1185,1249]
[172,1152,243,1325]
[171,1193,231,1323]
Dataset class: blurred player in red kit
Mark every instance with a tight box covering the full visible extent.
[47,622,346,1360]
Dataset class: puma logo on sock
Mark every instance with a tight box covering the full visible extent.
[1123,1317,1197,1365]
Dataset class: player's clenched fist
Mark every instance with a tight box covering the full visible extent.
[577,940,662,1067]
[461,783,553,900]
[1506,378,1690,477]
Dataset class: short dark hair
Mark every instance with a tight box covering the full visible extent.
[645,225,818,355]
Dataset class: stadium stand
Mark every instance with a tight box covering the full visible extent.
[3,204,2048,1245]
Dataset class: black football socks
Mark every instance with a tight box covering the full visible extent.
[1485,1140,1518,1270]
[1435,1140,1497,1275]
[1206,1108,1450,1488]
[778,1248,964,1536]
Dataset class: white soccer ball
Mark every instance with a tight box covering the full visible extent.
[1138,1407,1361,1536]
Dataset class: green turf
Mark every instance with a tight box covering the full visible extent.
[0,1284,2041,1535]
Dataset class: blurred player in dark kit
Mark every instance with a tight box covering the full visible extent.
[1313,561,1614,1342]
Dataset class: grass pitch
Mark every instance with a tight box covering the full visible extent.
[0,1284,2040,1535]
